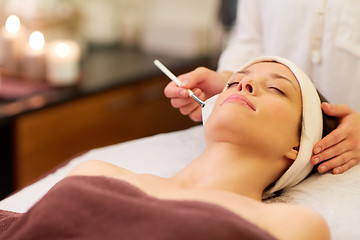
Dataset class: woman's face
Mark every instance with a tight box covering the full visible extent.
[205,62,302,159]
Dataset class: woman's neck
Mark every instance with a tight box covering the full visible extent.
[170,142,277,201]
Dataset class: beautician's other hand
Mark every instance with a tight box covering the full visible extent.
[311,103,360,174]
[164,67,231,122]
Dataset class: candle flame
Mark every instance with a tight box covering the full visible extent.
[5,15,21,34]
[29,31,45,51]
[55,42,70,58]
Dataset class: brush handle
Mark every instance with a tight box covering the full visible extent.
[153,60,182,86]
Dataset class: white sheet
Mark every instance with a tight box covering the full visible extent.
[1,125,359,239]
[0,126,206,213]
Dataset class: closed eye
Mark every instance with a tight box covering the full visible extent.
[227,81,239,88]
[269,87,285,95]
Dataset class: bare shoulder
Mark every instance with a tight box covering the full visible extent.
[264,202,330,240]
[67,160,132,177]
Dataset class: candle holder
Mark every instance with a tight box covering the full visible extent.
[46,40,81,87]
[0,1,86,91]
[0,15,24,77]
[21,31,46,81]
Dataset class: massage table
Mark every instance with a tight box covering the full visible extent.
[0,125,359,239]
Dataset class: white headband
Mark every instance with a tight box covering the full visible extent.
[202,56,323,198]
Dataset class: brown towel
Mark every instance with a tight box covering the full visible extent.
[0,176,276,240]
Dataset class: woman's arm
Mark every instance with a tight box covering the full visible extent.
[266,203,330,240]
[68,160,131,177]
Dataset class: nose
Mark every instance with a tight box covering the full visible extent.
[238,78,255,94]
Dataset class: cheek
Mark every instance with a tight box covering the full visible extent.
[260,100,301,140]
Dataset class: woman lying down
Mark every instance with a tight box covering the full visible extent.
[0,56,336,240]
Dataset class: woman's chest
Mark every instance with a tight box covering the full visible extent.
[117,174,271,231]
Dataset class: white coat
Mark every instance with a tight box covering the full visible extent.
[218,0,360,111]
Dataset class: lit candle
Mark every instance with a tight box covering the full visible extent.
[6,15,21,34]
[0,15,23,75]
[22,31,46,80]
[29,31,45,51]
[46,40,81,86]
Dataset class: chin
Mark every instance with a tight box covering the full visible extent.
[205,113,248,144]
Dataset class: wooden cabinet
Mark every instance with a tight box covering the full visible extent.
[14,75,198,189]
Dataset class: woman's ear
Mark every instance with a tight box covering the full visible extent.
[285,146,299,161]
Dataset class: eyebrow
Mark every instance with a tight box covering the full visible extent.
[270,73,297,90]
[238,70,249,75]
[237,70,297,90]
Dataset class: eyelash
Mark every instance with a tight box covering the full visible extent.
[227,81,239,88]
[227,81,286,96]
[268,87,285,95]
[228,82,285,94]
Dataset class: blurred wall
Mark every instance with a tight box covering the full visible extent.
[1,0,224,58]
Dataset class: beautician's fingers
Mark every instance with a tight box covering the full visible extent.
[164,81,187,99]
[312,125,347,157]
[170,96,195,108]
[313,103,355,154]
[178,89,205,122]
[311,139,352,166]
[312,102,360,173]
[332,159,360,174]
[165,81,196,111]
[322,102,353,118]
[179,102,199,116]
[170,88,204,108]
[165,81,205,122]
[313,145,351,172]
[164,67,229,122]
[169,88,205,122]
[178,102,202,122]
[188,106,203,122]
[317,152,359,174]
[178,67,229,98]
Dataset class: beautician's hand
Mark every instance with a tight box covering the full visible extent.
[311,103,360,174]
[164,67,231,122]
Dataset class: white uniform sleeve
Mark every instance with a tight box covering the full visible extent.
[217,0,263,72]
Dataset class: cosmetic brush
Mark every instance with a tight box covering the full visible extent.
[154,59,205,108]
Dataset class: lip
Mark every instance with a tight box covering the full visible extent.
[221,94,256,111]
